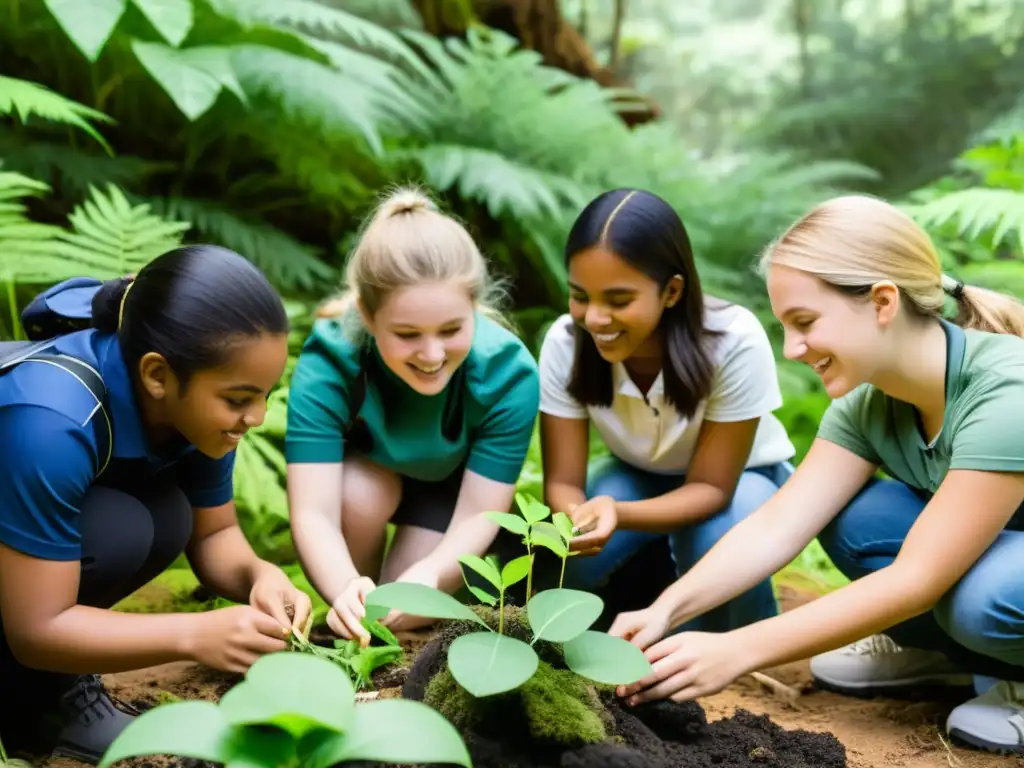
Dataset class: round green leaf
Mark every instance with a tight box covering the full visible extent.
[98,701,234,767]
[448,631,539,697]
[219,652,354,737]
[553,511,575,542]
[563,631,653,685]
[530,523,567,558]
[458,554,502,591]
[485,510,529,535]
[307,700,471,768]
[527,588,603,642]
[366,581,488,627]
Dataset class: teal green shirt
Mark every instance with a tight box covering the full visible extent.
[817,320,1024,494]
[284,313,540,484]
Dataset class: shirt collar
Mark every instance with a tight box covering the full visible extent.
[613,363,664,401]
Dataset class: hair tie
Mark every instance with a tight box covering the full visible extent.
[941,273,964,300]
[118,279,135,329]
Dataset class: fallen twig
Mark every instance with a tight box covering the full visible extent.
[749,671,803,707]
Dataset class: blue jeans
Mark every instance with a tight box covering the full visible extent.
[819,477,1024,681]
[561,456,789,633]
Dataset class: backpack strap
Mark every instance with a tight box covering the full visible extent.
[0,343,113,477]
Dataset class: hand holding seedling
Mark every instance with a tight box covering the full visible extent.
[327,575,377,647]
[607,603,672,651]
[186,605,291,674]
[248,565,313,636]
[615,630,747,705]
[567,495,618,555]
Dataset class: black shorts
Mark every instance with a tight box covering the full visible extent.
[390,464,465,533]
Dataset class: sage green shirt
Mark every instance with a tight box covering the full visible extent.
[284,313,540,484]
[817,320,1024,494]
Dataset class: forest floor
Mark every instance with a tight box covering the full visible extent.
[36,578,1024,768]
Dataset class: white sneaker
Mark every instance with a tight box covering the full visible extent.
[810,634,974,696]
[947,680,1024,754]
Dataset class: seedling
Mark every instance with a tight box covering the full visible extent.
[98,652,470,768]
[287,605,403,690]
[366,493,653,699]
[0,734,34,768]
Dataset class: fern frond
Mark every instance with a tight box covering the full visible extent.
[146,196,336,292]
[11,184,192,284]
[0,75,114,154]
[0,170,66,282]
[906,188,1024,255]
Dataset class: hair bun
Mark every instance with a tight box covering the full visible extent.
[379,188,437,219]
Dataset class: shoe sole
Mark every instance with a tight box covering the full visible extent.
[813,675,975,700]
[52,743,103,765]
[949,728,1024,755]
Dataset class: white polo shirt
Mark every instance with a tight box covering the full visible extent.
[538,304,796,475]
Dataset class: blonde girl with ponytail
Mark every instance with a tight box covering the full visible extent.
[284,187,540,645]
[606,194,1024,756]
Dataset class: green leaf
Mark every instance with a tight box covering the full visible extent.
[517,492,551,524]
[0,76,114,154]
[501,554,533,588]
[131,42,246,121]
[448,632,539,697]
[530,522,567,558]
[467,585,498,606]
[97,701,235,767]
[527,589,603,643]
[365,582,488,628]
[458,554,502,591]
[553,511,574,543]
[44,0,126,61]
[132,0,194,47]
[218,652,355,738]
[485,510,529,536]
[306,699,471,768]
[563,631,653,686]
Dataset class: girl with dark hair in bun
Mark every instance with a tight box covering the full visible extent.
[0,245,311,764]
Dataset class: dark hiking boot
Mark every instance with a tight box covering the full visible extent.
[50,674,139,765]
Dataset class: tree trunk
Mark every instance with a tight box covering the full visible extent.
[409,0,658,126]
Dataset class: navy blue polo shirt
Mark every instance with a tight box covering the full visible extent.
[0,329,235,561]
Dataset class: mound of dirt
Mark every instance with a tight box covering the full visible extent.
[394,613,848,768]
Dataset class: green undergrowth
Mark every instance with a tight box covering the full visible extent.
[422,604,617,748]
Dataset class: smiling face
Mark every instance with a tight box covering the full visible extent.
[364,281,475,395]
[141,332,290,458]
[567,246,681,365]
[767,263,898,399]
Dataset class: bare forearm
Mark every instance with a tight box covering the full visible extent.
[654,510,810,628]
[733,564,932,674]
[10,607,197,674]
[545,481,587,516]
[290,512,359,606]
[188,526,267,603]
[616,482,728,533]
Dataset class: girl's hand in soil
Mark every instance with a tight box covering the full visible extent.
[188,605,291,674]
[567,495,618,555]
[615,631,747,705]
[248,565,313,635]
[326,575,376,647]
[608,603,673,650]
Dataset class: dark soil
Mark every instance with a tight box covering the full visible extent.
[395,631,849,768]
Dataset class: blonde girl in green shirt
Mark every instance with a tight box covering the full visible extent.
[284,188,540,647]
[607,194,1024,755]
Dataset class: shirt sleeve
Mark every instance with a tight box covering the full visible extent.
[815,386,882,465]
[538,317,588,419]
[703,315,784,422]
[175,450,236,508]
[0,406,94,561]
[950,377,1024,473]
[284,342,352,464]
[466,351,541,485]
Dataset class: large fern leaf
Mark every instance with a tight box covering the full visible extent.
[0,75,114,154]
[0,170,66,282]
[907,188,1024,256]
[6,184,193,284]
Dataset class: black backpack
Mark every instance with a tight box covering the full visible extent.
[0,278,113,476]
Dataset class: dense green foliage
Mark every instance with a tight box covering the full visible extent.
[3,0,1024,597]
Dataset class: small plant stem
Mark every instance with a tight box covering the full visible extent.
[525,537,533,601]
[559,553,567,589]
[498,588,505,635]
